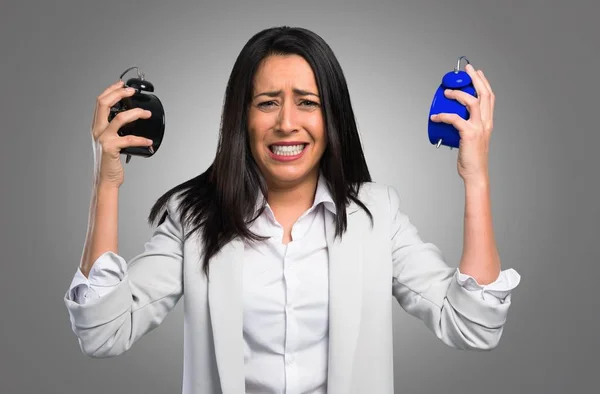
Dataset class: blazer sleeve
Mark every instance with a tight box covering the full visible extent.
[388,186,518,350]
[63,195,184,358]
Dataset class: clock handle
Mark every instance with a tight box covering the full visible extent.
[454,56,470,73]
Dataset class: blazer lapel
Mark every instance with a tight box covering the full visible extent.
[326,201,364,394]
[207,238,245,394]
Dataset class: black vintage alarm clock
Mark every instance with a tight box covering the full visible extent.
[108,66,165,163]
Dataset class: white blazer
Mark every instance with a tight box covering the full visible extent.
[64,182,517,394]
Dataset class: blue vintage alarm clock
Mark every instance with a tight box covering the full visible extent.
[428,56,477,149]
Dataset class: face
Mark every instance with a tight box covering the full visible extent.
[247,54,326,190]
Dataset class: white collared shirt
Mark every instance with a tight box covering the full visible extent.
[68,174,519,393]
[240,174,335,393]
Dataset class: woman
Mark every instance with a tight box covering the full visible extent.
[64,26,520,394]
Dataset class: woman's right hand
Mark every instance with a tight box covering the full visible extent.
[91,80,154,188]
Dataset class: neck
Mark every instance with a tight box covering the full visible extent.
[266,168,319,218]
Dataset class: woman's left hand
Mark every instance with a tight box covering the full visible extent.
[430,63,495,184]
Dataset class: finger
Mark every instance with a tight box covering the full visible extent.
[465,64,492,125]
[92,81,126,125]
[113,134,154,150]
[443,89,481,124]
[98,80,125,100]
[477,70,493,94]
[430,112,469,131]
[105,108,152,136]
[93,86,138,134]
[92,81,123,133]
[477,70,495,125]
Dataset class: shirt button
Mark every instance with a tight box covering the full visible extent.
[286,355,294,365]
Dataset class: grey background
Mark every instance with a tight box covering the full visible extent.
[1,0,598,393]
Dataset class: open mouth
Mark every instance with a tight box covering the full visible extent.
[268,143,308,156]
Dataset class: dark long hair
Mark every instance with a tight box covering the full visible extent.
[148,26,372,276]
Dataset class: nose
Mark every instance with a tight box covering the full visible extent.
[276,99,299,134]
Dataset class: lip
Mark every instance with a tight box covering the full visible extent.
[268,141,308,146]
[267,143,308,162]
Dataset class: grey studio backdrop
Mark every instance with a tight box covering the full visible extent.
[1,0,597,393]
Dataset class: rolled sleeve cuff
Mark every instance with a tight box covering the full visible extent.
[64,274,133,329]
[67,251,128,304]
[68,268,92,303]
[456,268,521,304]
[447,268,521,328]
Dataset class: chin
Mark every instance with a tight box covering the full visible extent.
[263,165,319,186]
[268,167,309,182]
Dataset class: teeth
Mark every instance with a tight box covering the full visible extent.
[271,144,305,156]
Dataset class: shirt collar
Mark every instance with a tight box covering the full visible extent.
[253,171,336,217]
[313,171,336,214]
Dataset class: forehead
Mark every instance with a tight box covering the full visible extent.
[253,54,317,91]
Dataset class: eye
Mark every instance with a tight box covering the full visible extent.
[300,100,319,107]
[257,100,277,107]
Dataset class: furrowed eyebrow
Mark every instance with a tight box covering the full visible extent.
[253,89,320,99]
